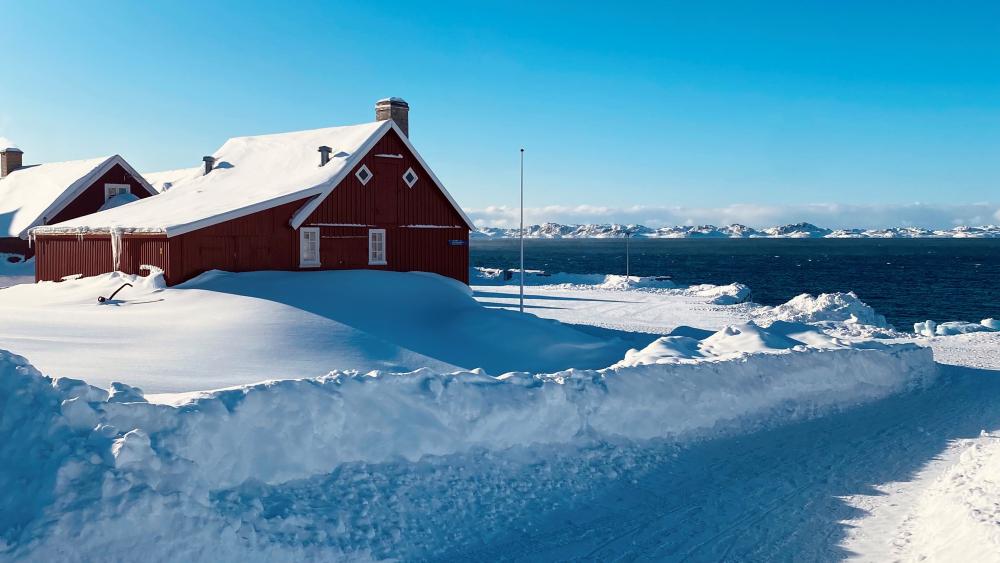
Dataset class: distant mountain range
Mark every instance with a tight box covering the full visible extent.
[472,222,1000,239]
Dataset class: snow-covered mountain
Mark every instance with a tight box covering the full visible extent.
[472,223,1000,239]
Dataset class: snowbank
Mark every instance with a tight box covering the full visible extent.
[0,328,935,559]
[906,436,1000,562]
[473,267,677,289]
[0,269,636,392]
[755,292,889,328]
[750,291,902,338]
[913,319,1000,337]
[616,321,846,366]
[471,267,751,304]
[683,282,752,305]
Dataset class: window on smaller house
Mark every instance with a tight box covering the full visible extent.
[104,183,131,202]
[299,227,320,267]
[402,167,418,188]
[355,164,373,186]
[368,229,386,265]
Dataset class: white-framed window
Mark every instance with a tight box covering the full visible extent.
[355,164,373,186]
[299,227,320,267]
[402,167,418,188]
[104,183,131,202]
[368,229,386,265]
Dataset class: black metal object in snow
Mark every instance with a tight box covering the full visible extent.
[98,283,133,304]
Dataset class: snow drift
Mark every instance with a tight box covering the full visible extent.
[615,321,848,366]
[913,319,1000,337]
[0,329,935,559]
[472,267,751,304]
[0,269,638,392]
[754,291,889,328]
[906,436,1000,561]
[473,267,677,289]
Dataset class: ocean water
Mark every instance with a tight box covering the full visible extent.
[470,238,1000,330]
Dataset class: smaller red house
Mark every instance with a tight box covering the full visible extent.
[30,98,474,285]
[0,148,156,258]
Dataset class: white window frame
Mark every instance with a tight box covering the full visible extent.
[402,167,418,188]
[368,229,387,265]
[299,227,321,268]
[104,183,131,202]
[355,164,373,186]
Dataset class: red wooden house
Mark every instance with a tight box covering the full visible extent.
[30,98,474,285]
[0,148,156,258]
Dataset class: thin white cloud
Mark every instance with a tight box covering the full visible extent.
[0,136,16,149]
[468,202,1000,230]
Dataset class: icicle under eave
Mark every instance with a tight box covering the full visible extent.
[110,227,124,272]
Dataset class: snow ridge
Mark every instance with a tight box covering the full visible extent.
[0,335,934,560]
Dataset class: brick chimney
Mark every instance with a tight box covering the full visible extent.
[1,147,23,178]
[375,97,409,137]
[202,156,216,175]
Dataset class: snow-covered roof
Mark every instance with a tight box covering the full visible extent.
[0,155,154,238]
[35,121,473,237]
[142,166,202,193]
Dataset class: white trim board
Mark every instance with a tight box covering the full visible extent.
[299,227,321,267]
[368,228,387,265]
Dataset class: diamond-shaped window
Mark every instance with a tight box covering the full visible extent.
[403,167,418,188]
[355,164,373,186]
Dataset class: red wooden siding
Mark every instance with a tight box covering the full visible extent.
[390,226,469,283]
[34,234,171,283]
[310,225,469,283]
[304,129,467,228]
[169,199,306,282]
[302,127,469,283]
[120,237,172,277]
[48,163,154,225]
[35,236,111,281]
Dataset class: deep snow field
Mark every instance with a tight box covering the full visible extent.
[0,266,998,561]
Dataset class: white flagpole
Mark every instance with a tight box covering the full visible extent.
[626,229,631,278]
[519,148,525,313]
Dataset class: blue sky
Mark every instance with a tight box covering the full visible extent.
[2,1,998,228]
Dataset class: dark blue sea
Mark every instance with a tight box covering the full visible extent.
[470,238,1000,329]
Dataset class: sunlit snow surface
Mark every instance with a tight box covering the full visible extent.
[0,268,997,561]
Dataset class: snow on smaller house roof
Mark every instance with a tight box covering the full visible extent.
[0,156,116,238]
[35,120,473,237]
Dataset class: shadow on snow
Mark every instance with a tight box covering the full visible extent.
[443,364,1000,561]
